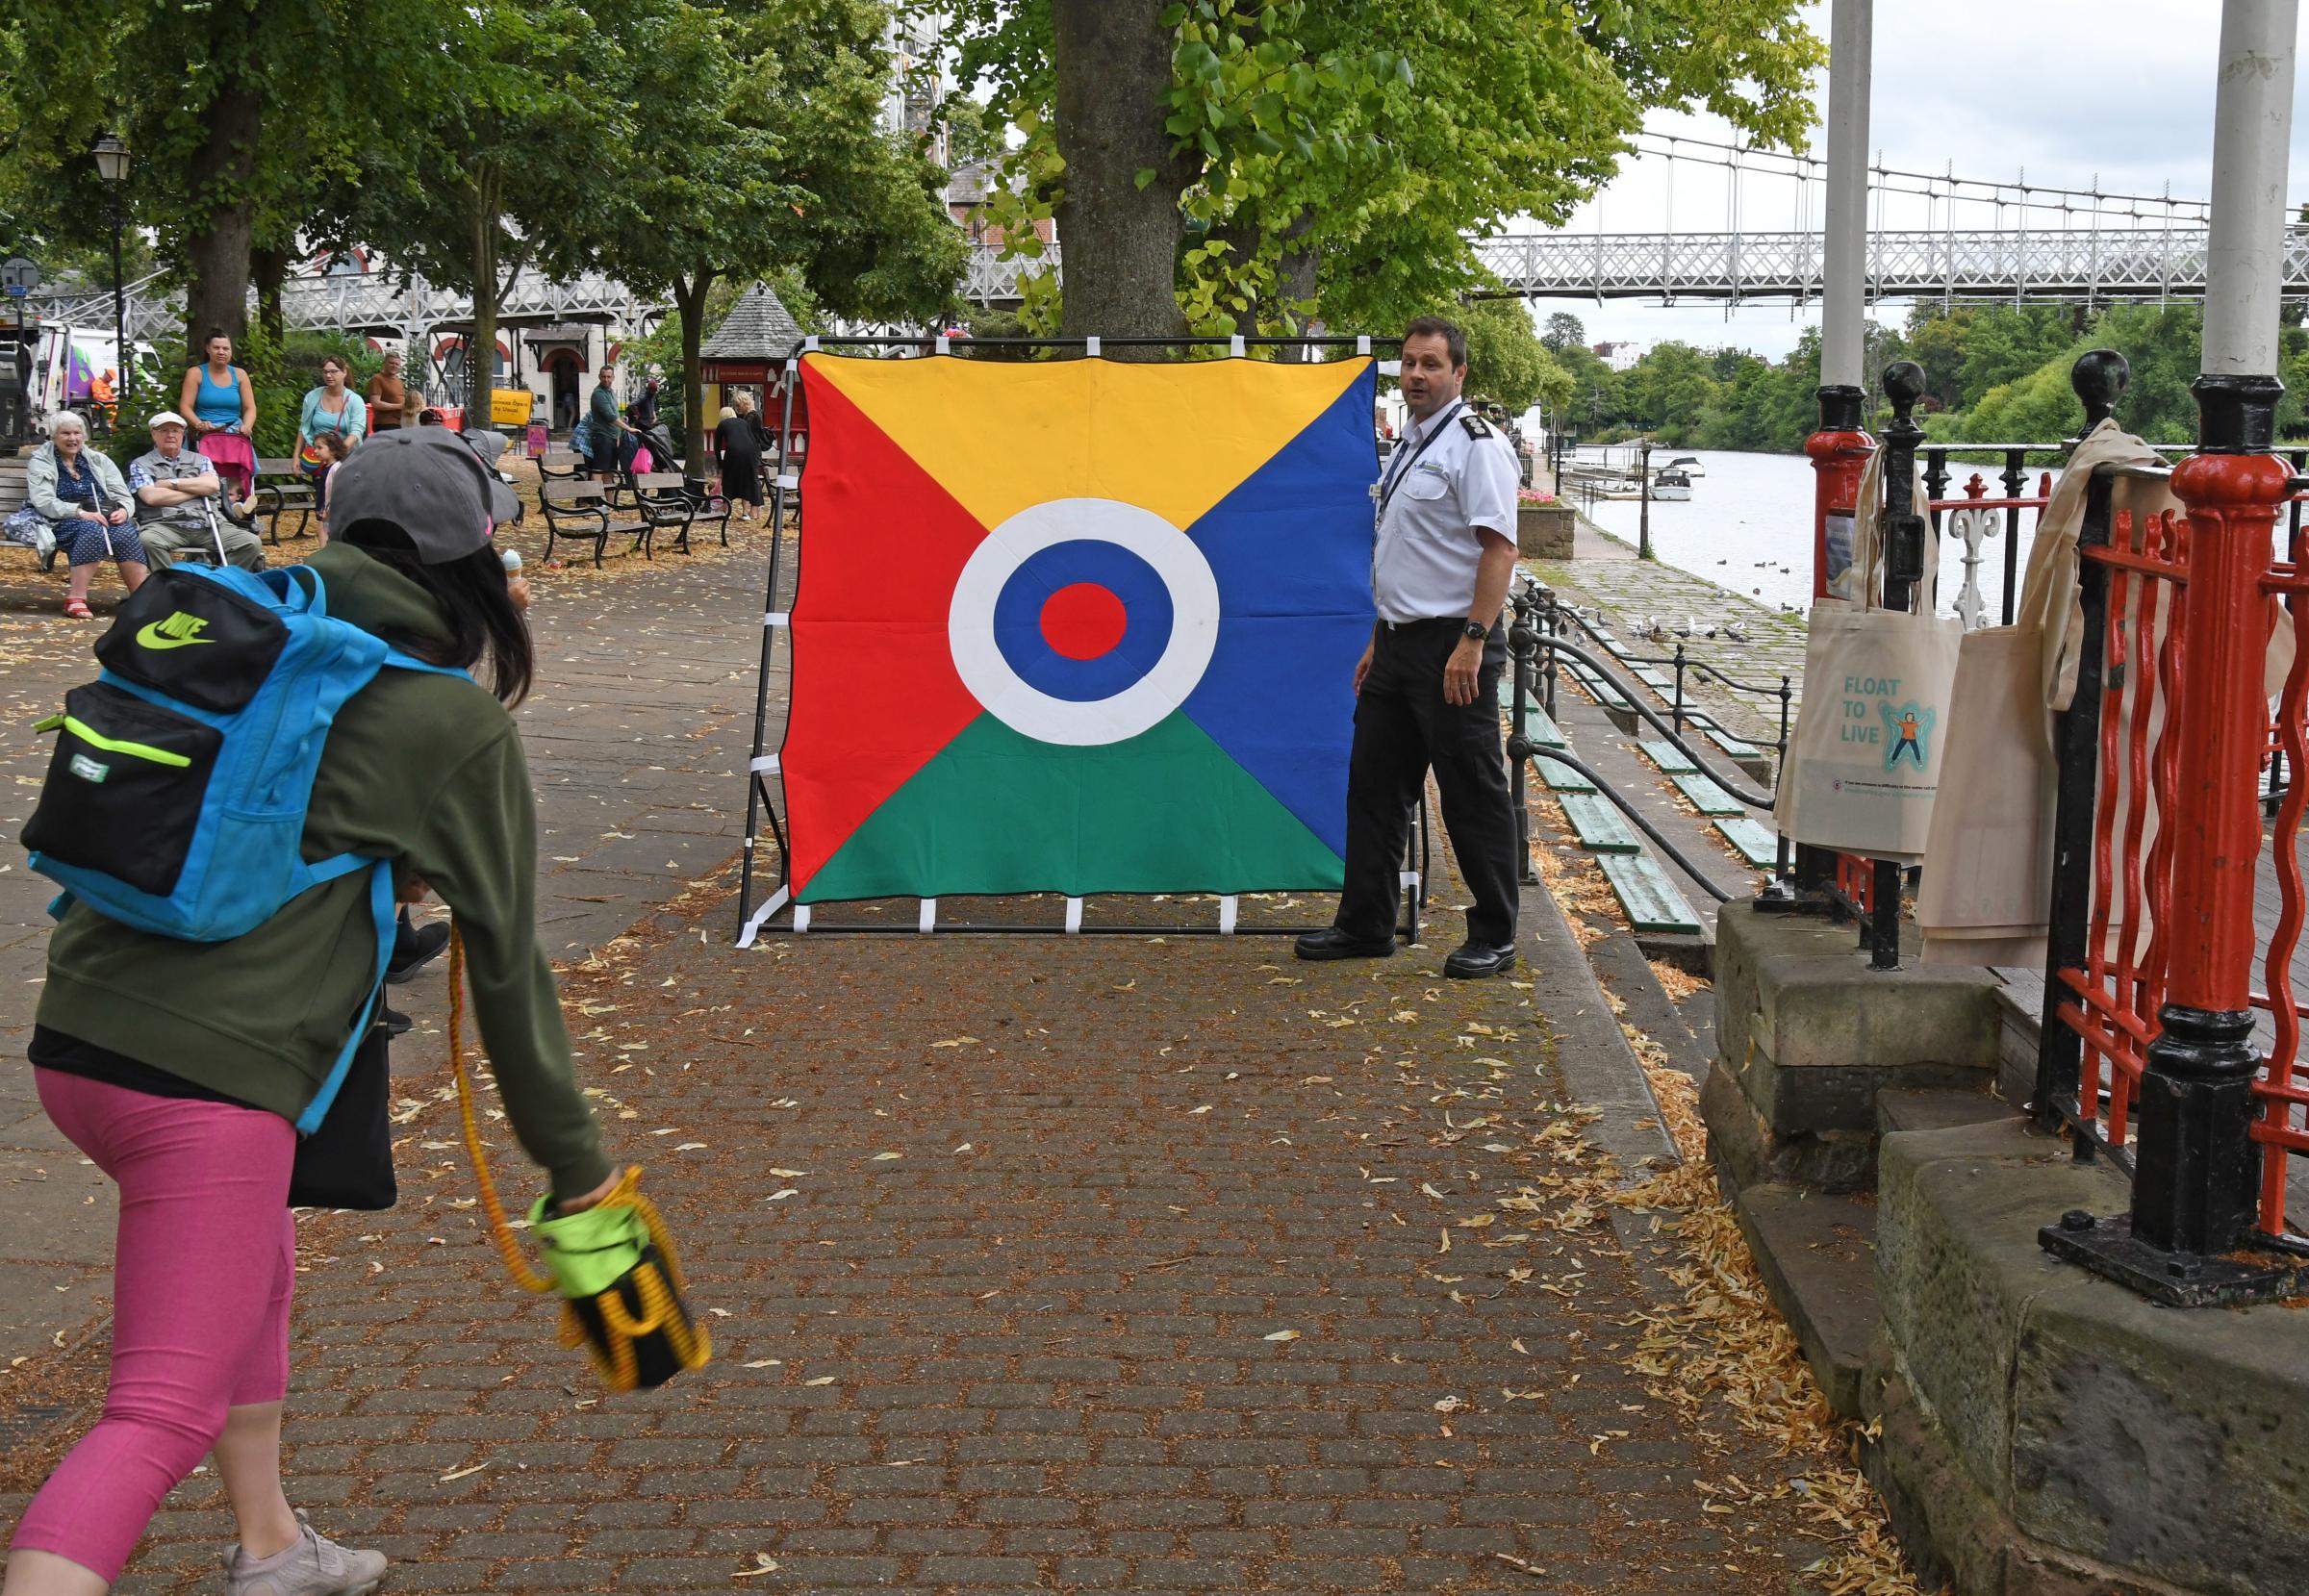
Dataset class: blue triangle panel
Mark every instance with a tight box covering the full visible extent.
[1180,367,1379,859]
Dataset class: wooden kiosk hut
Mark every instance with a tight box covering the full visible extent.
[698,282,809,461]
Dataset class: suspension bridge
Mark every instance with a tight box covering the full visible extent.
[22,135,2280,339]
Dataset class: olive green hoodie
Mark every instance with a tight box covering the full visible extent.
[36,543,610,1200]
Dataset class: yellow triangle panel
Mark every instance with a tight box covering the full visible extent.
[801,353,1368,533]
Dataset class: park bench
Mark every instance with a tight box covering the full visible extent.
[634,471,698,556]
[682,476,731,547]
[0,455,59,570]
[539,448,585,488]
[253,457,317,545]
[541,480,647,568]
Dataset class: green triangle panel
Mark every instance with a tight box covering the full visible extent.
[797,711,1346,902]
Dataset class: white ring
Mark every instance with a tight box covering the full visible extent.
[948,497,1219,747]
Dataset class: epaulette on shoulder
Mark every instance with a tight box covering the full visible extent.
[1459,412,1493,439]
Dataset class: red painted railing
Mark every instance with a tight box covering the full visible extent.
[2044,477,2309,1241]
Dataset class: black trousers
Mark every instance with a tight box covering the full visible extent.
[1334,618,1519,947]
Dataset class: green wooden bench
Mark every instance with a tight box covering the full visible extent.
[1638,740,1698,774]
[1598,853,1703,934]
[1670,771,1745,817]
[1558,792,1641,853]
[1714,817,1779,868]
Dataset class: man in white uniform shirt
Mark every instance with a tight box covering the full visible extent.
[1297,317,1522,977]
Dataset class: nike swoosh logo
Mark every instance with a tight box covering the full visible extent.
[135,622,216,649]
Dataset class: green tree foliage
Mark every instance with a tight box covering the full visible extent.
[941,0,1822,336]
[316,0,622,417]
[589,0,962,460]
[2,0,410,347]
[1460,301,1570,415]
[1540,312,1587,354]
[1565,300,2309,458]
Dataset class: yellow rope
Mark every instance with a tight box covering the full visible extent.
[447,926,555,1295]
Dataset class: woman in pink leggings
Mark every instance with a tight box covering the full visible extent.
[9,1075,316,1593]
[5,428,620,1595]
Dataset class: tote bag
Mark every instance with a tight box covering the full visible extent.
[1916,422,2179,966]
[1780,448,1961,864]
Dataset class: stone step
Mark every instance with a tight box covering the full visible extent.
[1535,754,1596,795]
[1713,816,1779,868]
[1670,771,1745,816]
[1875,1084,2011,1137]
[1557,792,1642,853]
[1729,1181,1878,1419]
[1638,739,1698,774]
[1597,852,1702,934]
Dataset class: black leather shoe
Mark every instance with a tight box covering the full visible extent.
[1443,941,1518,979]
[387,920,450,985]
[1294,927,1397,962]
[380,1004,414,1037]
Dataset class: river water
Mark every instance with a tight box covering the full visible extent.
[1560,448,2041,622]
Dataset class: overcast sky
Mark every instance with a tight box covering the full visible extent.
[1522,1,2309,359]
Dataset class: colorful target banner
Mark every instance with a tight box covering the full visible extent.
[782,351,1378,903]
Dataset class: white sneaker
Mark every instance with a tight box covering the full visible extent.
[222,1510,387,1596]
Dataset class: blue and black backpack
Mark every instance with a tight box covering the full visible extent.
[20,564,460,1130]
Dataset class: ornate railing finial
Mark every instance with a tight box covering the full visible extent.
[2071,348,2131,430]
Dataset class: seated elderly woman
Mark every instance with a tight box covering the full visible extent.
[28,412,148,619]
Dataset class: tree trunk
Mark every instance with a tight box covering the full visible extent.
[467,165,500,422]
[675,271,714,469]
[182,75,262,356]
[1051,0,1193,347]
[1277,214,1319,352]
[251,241,291,345]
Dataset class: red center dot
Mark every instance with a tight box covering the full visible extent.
[1040,582,1129,661]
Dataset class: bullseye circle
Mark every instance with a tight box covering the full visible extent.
[1040,582,1128,660]
[949,497,1219,747]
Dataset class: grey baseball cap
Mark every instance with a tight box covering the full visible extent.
[326,426,520,563]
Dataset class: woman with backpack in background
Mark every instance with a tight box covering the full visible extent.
[3,428,639,1596]
[25,410,147,620]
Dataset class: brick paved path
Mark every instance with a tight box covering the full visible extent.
[0,514,1862,1594]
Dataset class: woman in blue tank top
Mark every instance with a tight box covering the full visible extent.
[178,329,258,510]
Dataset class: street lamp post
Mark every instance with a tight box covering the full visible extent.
[1638,441,1654,560]
[91,131,129,429]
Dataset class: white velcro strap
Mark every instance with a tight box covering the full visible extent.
[1400,871,1420,891]
[764,611,789,628]
[919,898,937,933]
[1379,360,1403,377]
[1357,335,1371,355]
[749,753,780,774]
[935,335,952,355]
[784,357,799,374]
[792,903,812,933]
[1229,335,1246,357]
[1218,896,1238,935]
[803,335,821,352]
[735,885,792,950]
[1064,897,1084,934]
[1084,336,1102,358]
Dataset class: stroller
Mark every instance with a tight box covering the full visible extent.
[622,376,679,481]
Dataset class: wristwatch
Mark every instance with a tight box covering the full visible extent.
[1460,621,1487,641]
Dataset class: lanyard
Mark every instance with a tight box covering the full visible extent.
[1375,399,1463,523]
